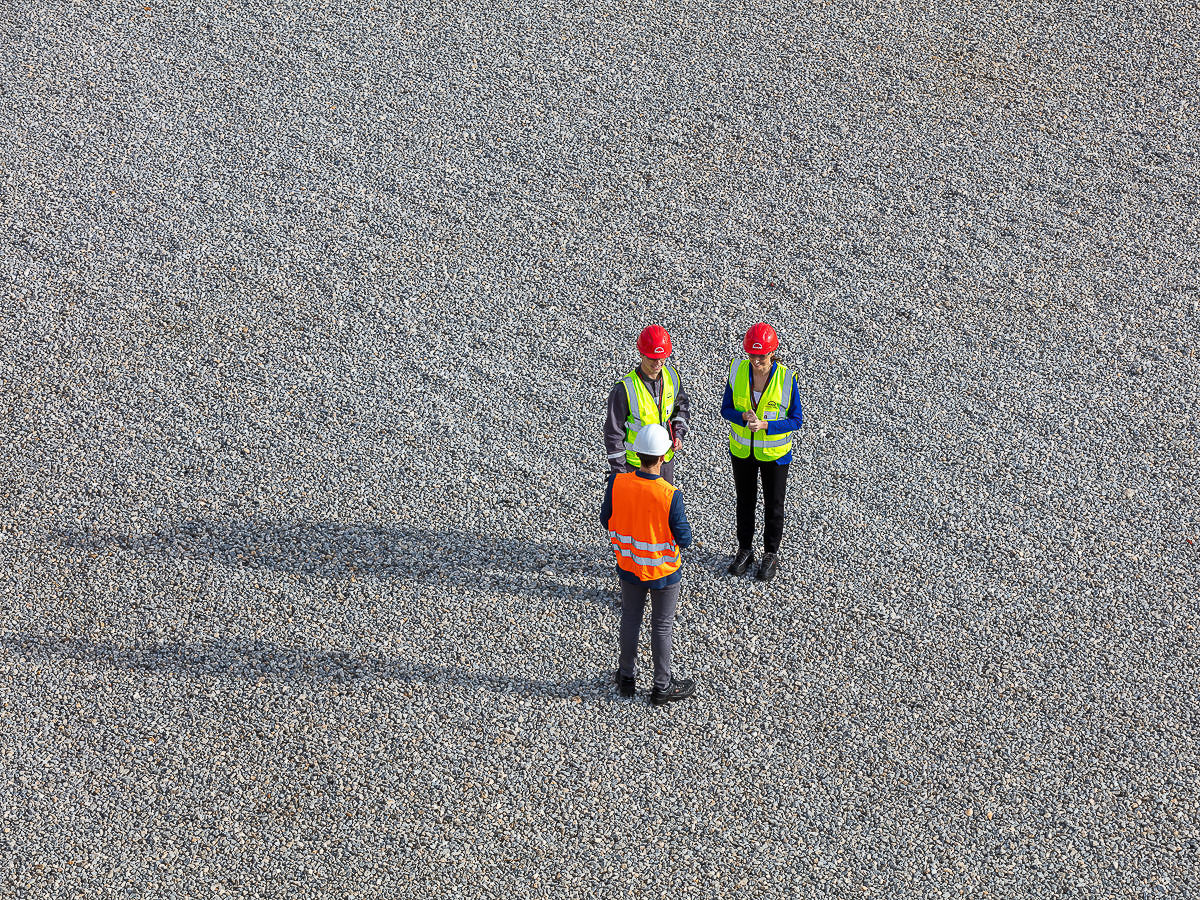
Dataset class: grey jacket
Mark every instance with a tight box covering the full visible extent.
[603,365,692,472]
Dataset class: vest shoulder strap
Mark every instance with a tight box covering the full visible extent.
[646,476,677,511]
[620,374,640,421]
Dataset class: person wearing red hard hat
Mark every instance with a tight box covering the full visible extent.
[721,322,804,581]
[603,324,692,485]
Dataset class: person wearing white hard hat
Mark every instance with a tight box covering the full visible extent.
[600,423,697,705]
[603,324,692,485]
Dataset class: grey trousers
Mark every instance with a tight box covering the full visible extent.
[618,579,681,691]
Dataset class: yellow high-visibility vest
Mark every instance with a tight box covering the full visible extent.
[621,365,678,467]
[728,359,794,462]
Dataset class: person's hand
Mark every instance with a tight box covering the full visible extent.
[672,436,682,451]
[742,410,755,424]
[753,419,769,433]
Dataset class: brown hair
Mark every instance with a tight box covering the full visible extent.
[748,350,780,364]
[637,452,664,469]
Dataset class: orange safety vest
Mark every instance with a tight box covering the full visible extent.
[607,473,682,582]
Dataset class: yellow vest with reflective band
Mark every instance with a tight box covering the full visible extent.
[621,365,678,468]
[607,473,682,582]
[728,359,794,462]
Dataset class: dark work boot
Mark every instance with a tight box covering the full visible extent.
[650,677,697,706]
[756,552,779,582]
[727,547,755,576]
[615,670,636,698]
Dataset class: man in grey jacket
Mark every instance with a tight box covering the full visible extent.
[603,324,692,485]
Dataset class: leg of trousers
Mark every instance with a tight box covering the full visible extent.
[730,453,760,550]
[618,579,681,691]
[659,458,675,486]
[760,461,790,554]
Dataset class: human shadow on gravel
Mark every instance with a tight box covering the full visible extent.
[2,634,618,702]
[44,520,626,697]
[52,518,617,605]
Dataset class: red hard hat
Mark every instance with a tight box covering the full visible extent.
[743,322,779,354]
[636,324,672,359]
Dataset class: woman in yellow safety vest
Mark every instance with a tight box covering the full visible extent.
[721,322,804,582]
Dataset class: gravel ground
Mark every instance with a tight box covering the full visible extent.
[2,0,1198,896]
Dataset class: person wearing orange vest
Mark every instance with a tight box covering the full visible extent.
[600,423,697,705]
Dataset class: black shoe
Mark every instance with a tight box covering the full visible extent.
[727,548,754,576]
[756,552,779,582]
[615,671,636,698]
[650,677,697,706]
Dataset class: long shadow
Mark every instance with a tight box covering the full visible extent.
[40,519,626,699]
[2,634,617,702]
[52,518,616,601]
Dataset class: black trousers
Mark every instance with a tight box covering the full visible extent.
[731,454,790,554]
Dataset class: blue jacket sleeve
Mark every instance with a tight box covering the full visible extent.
[600,474,615,529]
[767,375,803,435]
[669,491,692,550]
[721,380,743,426]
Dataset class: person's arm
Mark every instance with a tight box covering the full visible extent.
[720,380,744,426]
[600,473,616,530]
[767,374,804,434]
[668,490,692,550]
[603,383,631,472]
[669,368,691,443]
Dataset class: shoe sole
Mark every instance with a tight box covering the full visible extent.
[650,690,697,706]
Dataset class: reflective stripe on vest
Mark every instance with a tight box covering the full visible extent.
[621,365,678,467]
[609,540,682,569]
[728,359,793,461]
[607,473,682,581]
[606,531,678,553]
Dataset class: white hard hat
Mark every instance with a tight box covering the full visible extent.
[633,423,672,456]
